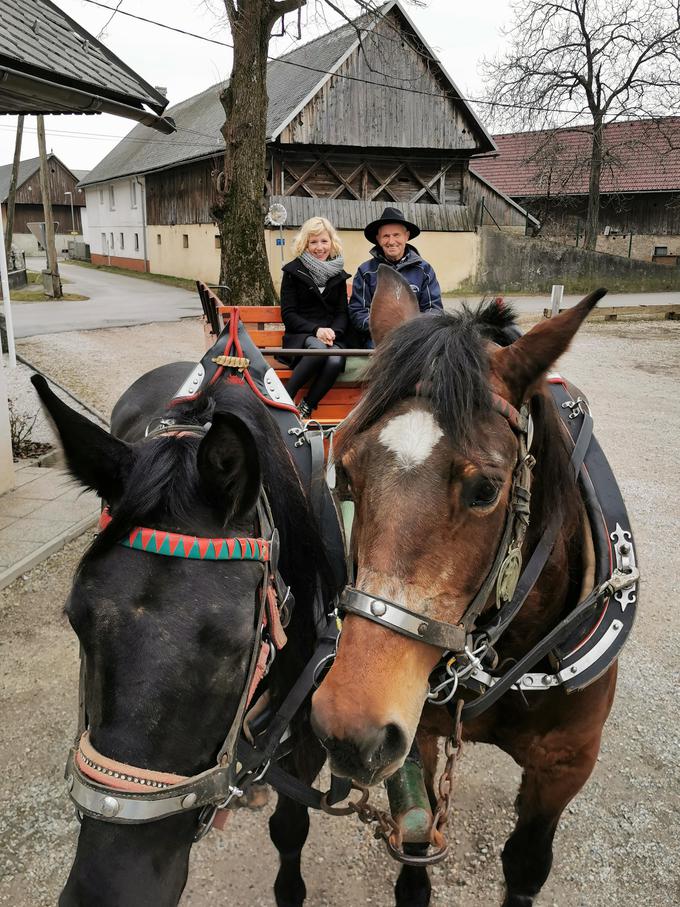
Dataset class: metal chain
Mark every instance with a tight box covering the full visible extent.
[321,699,464,866]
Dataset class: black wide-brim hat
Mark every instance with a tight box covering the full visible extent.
[364,206,421,243]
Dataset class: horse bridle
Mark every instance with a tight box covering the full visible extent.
[65,425,292,834]
[338,394,535,657]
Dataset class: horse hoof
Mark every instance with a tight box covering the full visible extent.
[502,895,533,907]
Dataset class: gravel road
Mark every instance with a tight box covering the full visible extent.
[1,316,678,907]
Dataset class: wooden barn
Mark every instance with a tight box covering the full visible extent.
[472,119,680,263]
[0,154,87,255]
[80,0,535,290]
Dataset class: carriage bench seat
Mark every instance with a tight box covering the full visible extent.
[196,281,366,427]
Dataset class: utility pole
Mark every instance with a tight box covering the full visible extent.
[36,115,62,298]
[4,115,24,260]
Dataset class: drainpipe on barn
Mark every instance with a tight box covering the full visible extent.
[136,176,148,273]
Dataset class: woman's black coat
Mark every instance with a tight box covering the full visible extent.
[280,258,352,360]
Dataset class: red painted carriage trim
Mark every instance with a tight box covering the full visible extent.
[98,509,270,562]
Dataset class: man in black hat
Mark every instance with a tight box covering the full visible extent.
[348,206,442,346]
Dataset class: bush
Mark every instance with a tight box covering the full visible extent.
[8,399,52,460]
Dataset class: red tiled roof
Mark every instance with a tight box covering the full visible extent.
[471,118,680,197]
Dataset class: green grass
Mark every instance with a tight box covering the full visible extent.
[66,259,196,292]
[4,289,89,302]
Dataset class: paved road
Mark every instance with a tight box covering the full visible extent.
[8,259,200,338]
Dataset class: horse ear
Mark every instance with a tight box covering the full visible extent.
[369,264,419,346]
[31,374,132,499]
[491,288,607,403]
[197,413,261,522]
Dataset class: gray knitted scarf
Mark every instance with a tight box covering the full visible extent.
[300,251,345,288]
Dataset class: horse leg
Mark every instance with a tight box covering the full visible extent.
[394,732,439,907]
[269,740,326,907]
[269,792,312,907]
[501,676,616,906]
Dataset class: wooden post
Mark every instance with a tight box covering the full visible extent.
[550,284,564,318]
[4,115,24,260]
[36,115,62,299]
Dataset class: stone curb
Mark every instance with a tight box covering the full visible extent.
[0,511,98,592]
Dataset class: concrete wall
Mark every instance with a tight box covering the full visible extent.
[84,178,147,265]
[470,227,680,294]
[149,224,479,293]
[10,232,83,256]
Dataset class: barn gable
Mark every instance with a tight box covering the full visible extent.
[276,3,492,153]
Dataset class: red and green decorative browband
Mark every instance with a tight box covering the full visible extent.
[98,508,270,562]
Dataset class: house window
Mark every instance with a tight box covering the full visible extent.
[130,180,137,208]
[110,232,114,249]
[654,245,668,257]
[157,234,162,245]
[101,232,107,252]
[134,233,139,251]
[108,185,115,210]
[183,234,189,249]
[120,233,125,250]
[99,188,104,205]
[215,235,221,249]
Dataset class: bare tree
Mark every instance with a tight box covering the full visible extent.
[210,0,412,305]
[483,0,680,250]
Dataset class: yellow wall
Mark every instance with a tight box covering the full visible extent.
[149,224,479,293]
[149,225,221,283]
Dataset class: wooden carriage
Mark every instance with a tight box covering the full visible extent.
[197,280,367,427]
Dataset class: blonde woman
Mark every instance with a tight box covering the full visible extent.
[281,217,351,418]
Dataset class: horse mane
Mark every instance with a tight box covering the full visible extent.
[84,381,337,623]
[337,301,579,538]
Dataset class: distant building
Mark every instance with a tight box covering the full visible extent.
[79,0,536,291]
[0,154,88,255]
[472,118,680,262]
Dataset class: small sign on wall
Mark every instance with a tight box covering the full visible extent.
[276,237,285,246]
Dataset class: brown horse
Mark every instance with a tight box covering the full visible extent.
[311,269,625,906]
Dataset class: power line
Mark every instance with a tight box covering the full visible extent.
[78,0,586,117]
[96,0,125,39]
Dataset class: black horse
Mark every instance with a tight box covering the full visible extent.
[33,364,339,907]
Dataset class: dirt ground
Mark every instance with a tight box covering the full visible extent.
[1,316,679,906]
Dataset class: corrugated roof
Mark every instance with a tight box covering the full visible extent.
[472,119,680,197]
[0,0,173,131]
[81,0,494,187]
[0,152,81,201]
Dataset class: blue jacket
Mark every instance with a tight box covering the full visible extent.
[349,244,443,341]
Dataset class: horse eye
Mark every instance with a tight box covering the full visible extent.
[470,478,500,508]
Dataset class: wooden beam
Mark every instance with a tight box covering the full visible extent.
[282,159,321,197]
[4,115,23,259]
[410,162,453,204]
[36,116,62,298]
[367,164,402,202]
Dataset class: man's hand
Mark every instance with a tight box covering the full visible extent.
[316,327,335,346]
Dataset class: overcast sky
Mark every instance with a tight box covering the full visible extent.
[0,0,514,172]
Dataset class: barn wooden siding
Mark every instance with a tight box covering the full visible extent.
[15,159,85,208]
[146,157,221,226]
[267,195,474,231]
[279,19,480,152]
[5,202,82,234]
[519,192,680,236]
[465,170,531,230]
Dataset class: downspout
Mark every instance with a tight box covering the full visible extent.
[136,176,148,273]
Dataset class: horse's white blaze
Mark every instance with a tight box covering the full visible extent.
[379,410,443,469]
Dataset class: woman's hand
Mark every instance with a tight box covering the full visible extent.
[316,327,335,346]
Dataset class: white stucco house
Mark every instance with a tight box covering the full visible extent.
[82,175,150,271]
